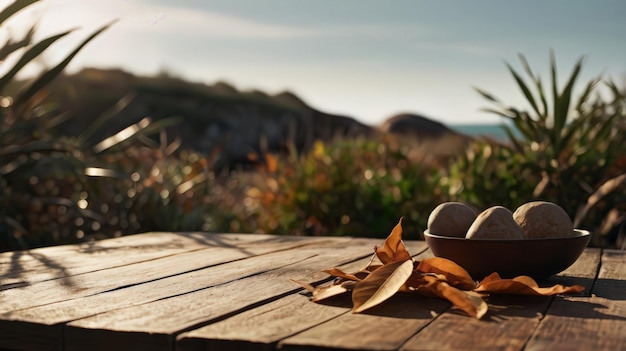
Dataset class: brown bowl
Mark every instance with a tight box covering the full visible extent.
[423,229,591,280]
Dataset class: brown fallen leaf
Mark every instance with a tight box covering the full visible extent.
[416,257,476,291]
[322,268,369,282]
[400,270,429,292]
[475,272,585,296]
[292,279,354,302]
[375,217,412,265]
[412,275,488,319]
[352,260,414,313]
[312,283,353,301]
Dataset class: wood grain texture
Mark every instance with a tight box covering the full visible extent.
[543,248,601,296]
[0,232,278,290]
[174,242,429,351]
[525,248,626,351]
[399,247,602,351]
[176,281,352,351]
[0,234,346,315]
[280,295,450,351]
[275,250,438,351]
[3,237,366,323]
[62,238,385,351]
[524,296,626,351]
[594,249,626,300]
[0,232,356,347]
[400,295,552,351]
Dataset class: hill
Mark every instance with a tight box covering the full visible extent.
[33,68,471,169]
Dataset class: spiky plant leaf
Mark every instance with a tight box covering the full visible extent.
[0,25,35,61]
[0,29,74,92]
[14,20,117,108]
[506,62,541,119]
[0,0,39,27]
[77,93,137,145]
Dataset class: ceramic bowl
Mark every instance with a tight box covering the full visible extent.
[423,229,591,280]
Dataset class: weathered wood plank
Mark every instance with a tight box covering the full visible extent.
[175,273,358,351]
[525,249,626,351]
[281,294,450,351]
[0,235,350,315]
[524,296,626,351]
[0,232,283,290]
[175,242,429,351]
[0,237,367,351]
[593,249,626,300]
[398,247,602,351]
[62,238,405,351]
[2,237,374,324]
[270,249,437,351]
[176,293,350,351]
[401,295,552,351]
[543,247,601,296]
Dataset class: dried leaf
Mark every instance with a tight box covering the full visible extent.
[312,283,352,302]
[352,260,414,313]
[323,268,368,282]
[375,217,412,264]
[365,263,384,272]
[291,279,353,302]
[475,273,585,295]
[416,257,477,290]
[476,272,501,286]
[414,276,488,319]
[400,270,429,292]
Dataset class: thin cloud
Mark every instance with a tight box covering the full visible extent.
[125,3,319,39]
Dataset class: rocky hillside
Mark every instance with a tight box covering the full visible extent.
[36,68,471,169]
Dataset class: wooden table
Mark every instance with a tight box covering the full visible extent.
[0,232,624,351]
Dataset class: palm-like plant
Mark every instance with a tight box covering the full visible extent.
[0,0,117,250]
[471,52,626,247]
[1,0,194,251]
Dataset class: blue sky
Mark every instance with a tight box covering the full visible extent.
[4,0,626,125]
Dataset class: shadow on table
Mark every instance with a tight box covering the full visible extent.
[307,287,626,323]
[544,297,626,321]
[1,250,75,291]
[591,277,626,300]
[544,275,626,300]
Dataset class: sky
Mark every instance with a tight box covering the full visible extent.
[3,0,626,126]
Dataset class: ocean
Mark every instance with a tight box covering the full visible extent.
[449,123,513,141]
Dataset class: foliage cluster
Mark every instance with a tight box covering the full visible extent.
[242,138,445,239]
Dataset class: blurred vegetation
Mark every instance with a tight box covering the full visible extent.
[243,138,445,239]
[1,1,625,252]
[0,0,215,251]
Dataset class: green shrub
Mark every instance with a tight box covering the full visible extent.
[441,140,535,210]
[242,138,445,239]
